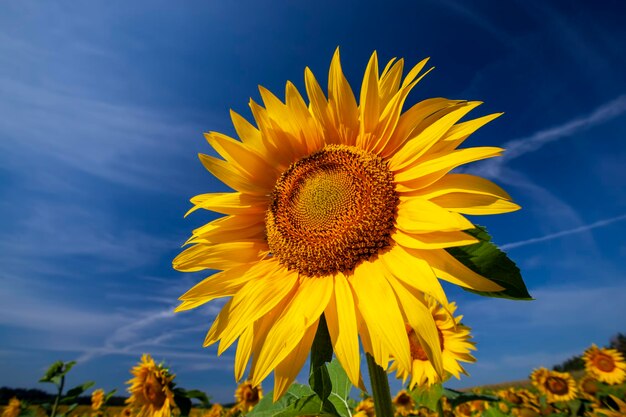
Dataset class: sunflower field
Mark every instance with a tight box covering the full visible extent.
[2,342,626,417]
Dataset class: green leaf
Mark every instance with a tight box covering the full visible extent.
[39,361,77,384]
[446,225,532,300]
[482,407,509,417]
[61,381,95,403]
[174,389,193,417]
[308,315,340,416]
[248,384,320,417]
[104,389,118,404]
[326,359,353,417]
[183,389,211,407]
[442,387,499,409]
[410,383,443,411]
[64,403,79,416]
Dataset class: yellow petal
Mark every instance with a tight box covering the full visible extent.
[404,173,512,200]
[285,81,324,153]
[349,262,411,374]
[395,197,475,233]
[235,325,254,381]
[393,147,504,190]
[304,66,338,142]
[432,112,503,153]
[389,102,483,171]
[186,192,268,217]
[176,264,259,310]
[325,272,360,387]
[380,98,464,158]
[172,241,268,272]
[377,58,404,109]
[392,229,479,249]
[230,109,262,147]
[401,57,430,88]
[216,264,299,354]
[328,48,359,144]
[185,215,263,245]
[204,132,279,189]
[198,153,270,196]
[359,51,380,138]
[431,193,521,215]
[273,319,319,401]
[252,276,333,385]
[379,244,448,305]
[384,272,444,377]
[419,249,504,292]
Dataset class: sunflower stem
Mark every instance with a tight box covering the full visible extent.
[366,352,394,417]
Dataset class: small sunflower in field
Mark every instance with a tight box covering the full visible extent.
[91,388,105,411]
[393,296,475,388]
[583,345,626,385]
[531,369,577,403]
[1,397,21,417]
[174,49,518,399]
[578,374,601,401]
[392,390,415,416]
[355,397,375,417]
[126,354,176,417]
[234,381,262,412]
[204,404,224,417]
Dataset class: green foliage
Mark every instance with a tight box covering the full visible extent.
[409,383,443,411]
[248,358,352,417]
[60,382,95,404]
[446,225,532,300]
[442,387,499,409]
[39,361,76,386]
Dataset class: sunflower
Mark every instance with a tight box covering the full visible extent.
[234,381,262,412]
[355,397,376,417]
[204,404,224,417]
[583,344,626,385]
[578,374,601,401]
[591,395,626,417]
[1,398,21,417]
[91,389,105,411]
[530,368,577,403]
[174,49,518,399]
[126,354,176,417]
[392,390,415,417]
[392,296,475,388]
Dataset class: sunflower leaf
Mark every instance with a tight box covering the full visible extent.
[326,359,352,417]
[442,387,499,408]
[247,384,336,417]
[409,383,443,411]
[446,225,532,300]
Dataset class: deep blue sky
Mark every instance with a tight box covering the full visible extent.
[1,0,626,403]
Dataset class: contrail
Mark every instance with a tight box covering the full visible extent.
[501,214,626,250]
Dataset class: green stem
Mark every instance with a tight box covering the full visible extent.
[50,374,65,417]
[366,353,394,417]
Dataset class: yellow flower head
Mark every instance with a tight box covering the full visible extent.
[392,390,415,417]
[392,296,475,388]
[355,397,376,417]
[583,344,626,385]
[2,397,21,417]
[203,404,224,417]
[530,368,577,403]
[454,402,472,417]
[91,389,105,411]
[174,49,518,400]
[591,395,626,417]
[126,354,176,417]
[234,381,262,412]
[578,374,601,401]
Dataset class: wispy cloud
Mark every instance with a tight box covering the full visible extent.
[470,94,626,178]
[501,213,626,250]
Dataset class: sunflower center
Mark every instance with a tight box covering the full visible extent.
[407,324,445,361]
[594,354,616,372]
[266,145,397,276]
[142,374,166,409]
[545,376,569,395]
[581,378,598,395]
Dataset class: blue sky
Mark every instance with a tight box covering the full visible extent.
[1,0,625,404]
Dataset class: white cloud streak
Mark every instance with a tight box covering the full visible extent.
[501,213,626,250]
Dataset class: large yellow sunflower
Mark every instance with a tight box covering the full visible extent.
[126,354,176,417]
[174,49,519,400]
[234,381,263,412]
[392,296,475,388]
[583,344,626,385]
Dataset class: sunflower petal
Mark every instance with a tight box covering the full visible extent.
[273,319,319,401]
[349,262,411,374]
[325,272,360,387]
[172,241,268,272]
[431,193,521,215]
[395,197,475,233]
[419,249,504,291]
[235,325,254,381]
[392,229,479,249]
